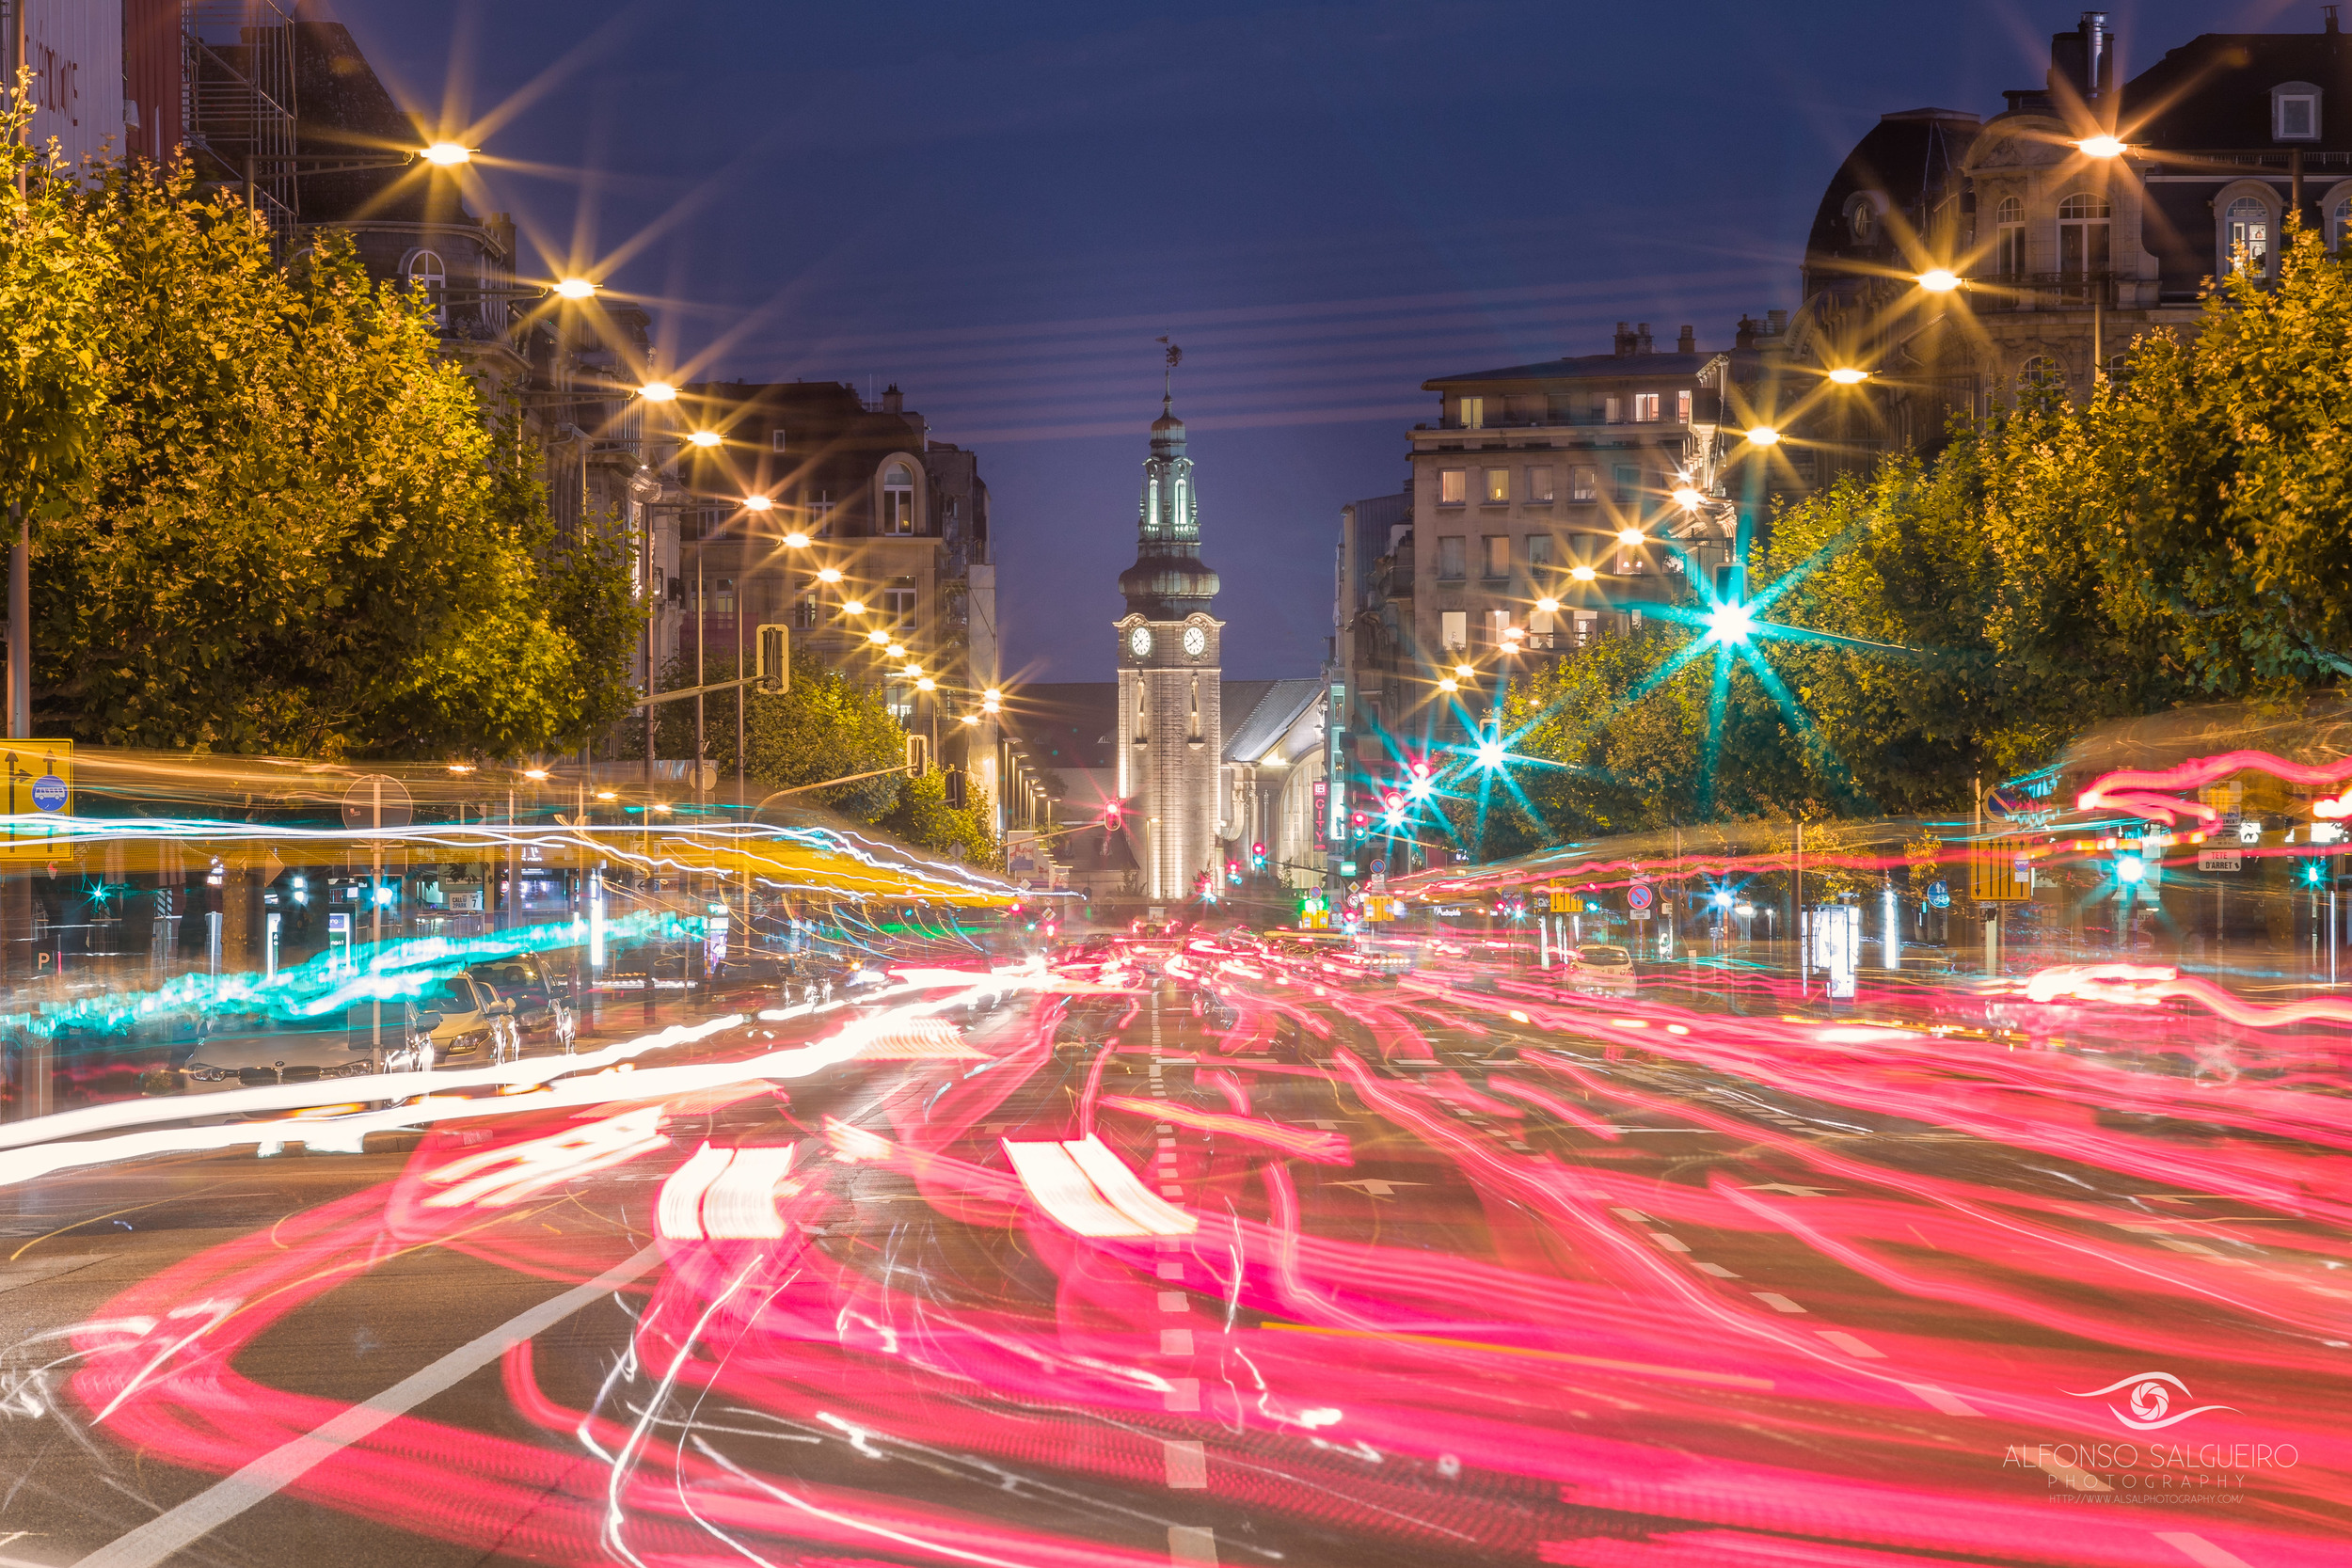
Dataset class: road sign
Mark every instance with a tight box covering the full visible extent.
[0,740,73,860]
[1927,879,1950,909]
[1627,882,1653,911]
[341,775,414,832]
[1969,835,2033,902]
[2196,849,2242,872]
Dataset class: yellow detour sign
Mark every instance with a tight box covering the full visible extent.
[1969,834,2034,902]
[0,740,72,860]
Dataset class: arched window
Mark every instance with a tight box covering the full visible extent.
[1995,196,2026,278]
[881,462,916,535]
[2056,194,2110,279]
[403,248,448,326]
[2018,356,2063,392]
[2225,197,2269,275]
[2333,196,2350,253]
[1844,192,1879,245]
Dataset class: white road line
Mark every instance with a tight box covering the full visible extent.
[1692,1261,1740,1278]
[73,1244,662,1568]
[1158,1291,1189,1312]
[1163,1439,1208,1489]
[1160,1328,1195,1355]
[1165,1377,1200,1413]
[1648,1232,1691,1253]
[1168,1523,1218,1561]
[1817,1329,1884,1358]
[2155,1531,2252,1567]
[1752,1291,1807,1314]
[1901,1382,1979,1417]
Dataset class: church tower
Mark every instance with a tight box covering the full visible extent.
[1115,389,1222,905]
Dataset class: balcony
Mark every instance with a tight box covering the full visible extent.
[1968,272,2125,313]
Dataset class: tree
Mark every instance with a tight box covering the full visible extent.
[0,105,112,557]
[33,163,639,758]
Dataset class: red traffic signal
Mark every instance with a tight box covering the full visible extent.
[1382,791,1403,812]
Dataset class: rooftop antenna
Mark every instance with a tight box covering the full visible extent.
[1156,335,1183,410]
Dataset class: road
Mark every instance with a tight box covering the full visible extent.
[0,930,2342,1568]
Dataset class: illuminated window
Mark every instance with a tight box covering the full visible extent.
[2336,196,2352,252]
[2057,193,2110,278]
[715,578,733,615]
[1484,609,1512,646]
[2225,196,2270,275]
[1676,389,1692,422]
[403,248,447,326]
[1457,396,1485,429]
[1481,535,1509,578]
[1437,536,1466,580]
[1569,466,1597,503]
[1527,465,1554,502]
[1484,467,1509,503]
[1995,196,2026,278]
[1440,610,1467,650]
[880,463,917,534]
[1527,534,1552,569]
[1605,396,1622,423]
[1632,392,1661,423]
[1438,468,1467,506]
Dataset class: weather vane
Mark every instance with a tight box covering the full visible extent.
[1156,335,1182,402]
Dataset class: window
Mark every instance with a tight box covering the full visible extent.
[2018,356,2062,391]
[812,493,834,536]
[771,429,788,452]
[2336,196,2352,252]
[1438,468,1468,506]
[403,249,447,326]
[1845,192,1878,245]
[1527,465,1555,502]
[1437,536,1466,580]
[1530,604,1556,635]
[1613,465,1641,503]
[1569,466,1597,503]
[1995,195,2026,278]
[881,462,917,534]
[1604,396,1623,423]
[1458,396,1485,429]
[1483,467,1509,503]
[791,594,819,630]
[2226,196,2270,274]
[1676,389,1692,423]
[1632,392,1661,423]
[1440,610,1468,650]
[2057,193,2111,278]
[1572,610,1598,647]
[1484,610,1513,646]
[715,578,734,615]
[1527,534,1552,569]
[883,577,917,628]
[1481,535,1509,578]
[2274,85,2321,141]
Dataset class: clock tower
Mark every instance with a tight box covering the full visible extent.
[1115,391,1222,905]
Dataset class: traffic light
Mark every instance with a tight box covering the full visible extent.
[1250,842,1266,871]
[1226,858,1241,885]
[1104,803,1123,832]
[1382,791,1403,813]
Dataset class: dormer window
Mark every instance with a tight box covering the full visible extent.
[1844,192,1882,245]
[2273,83,2322,142]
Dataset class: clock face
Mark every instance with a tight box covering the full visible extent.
[1128,626,1153,657]
[1183,626,1207,657]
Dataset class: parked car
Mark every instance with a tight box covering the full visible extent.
[466,954,577,1053]
[399,973,522,1068]
[182,1020,378,1090]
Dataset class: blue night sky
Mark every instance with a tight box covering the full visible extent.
[330,0,2293,683]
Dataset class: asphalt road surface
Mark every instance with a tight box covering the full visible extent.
[0,932,2342,1568]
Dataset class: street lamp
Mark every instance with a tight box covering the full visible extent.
[742,494,773,513]
[866,628,889,644]
[688,430,723,448]
[1615,527,1643,546]
[841,598,866,615]
[1438,677,1459,693]
[1569,563,1597,582]
[783,531,810,548]
[1915,269,1962,293]
[1452,663,1474,679]
[1671,484,1705,508]
[1745,425,1782,447]
[2076,134,2126,158]
[552,277,597,300]
[1535,595,1560,613]
[638,381,678,403]
[421,142,473,166]
[818,567,844,584]
[1826,367,1869,385]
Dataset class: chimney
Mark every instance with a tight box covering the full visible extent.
[2081,10,2108,97]
[1735,315,1758,350]
[1676,324,1695,354]
[1613,321,1637,356]
[2328,5,2342,34]
[882,383,904,414]
[1766,309,1788,338]
[1636,323,1655,353]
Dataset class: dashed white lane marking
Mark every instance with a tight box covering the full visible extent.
[1158,1291,1188,1312]
[2154,1531,2251,1567]
[1648,1232,1691,1253]
[1818,1329,1884,1358]
[1753,1291,1807,1314]
[1610,1207,1650,1224]
[1161,1326,1194,1356]
[1692,1261,1740,1278]
[1901,1382,1979,1417]
[1160,1185,1184,1198]
[1157,1260,1184,1281]
[1163,1439,1208,1489]
[1168,1523,1218,1561]
[1164,1376,1200,1413]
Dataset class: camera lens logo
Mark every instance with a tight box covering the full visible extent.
[2065,1371,2234,1432]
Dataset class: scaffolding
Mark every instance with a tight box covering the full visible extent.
[181,0,296,244]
